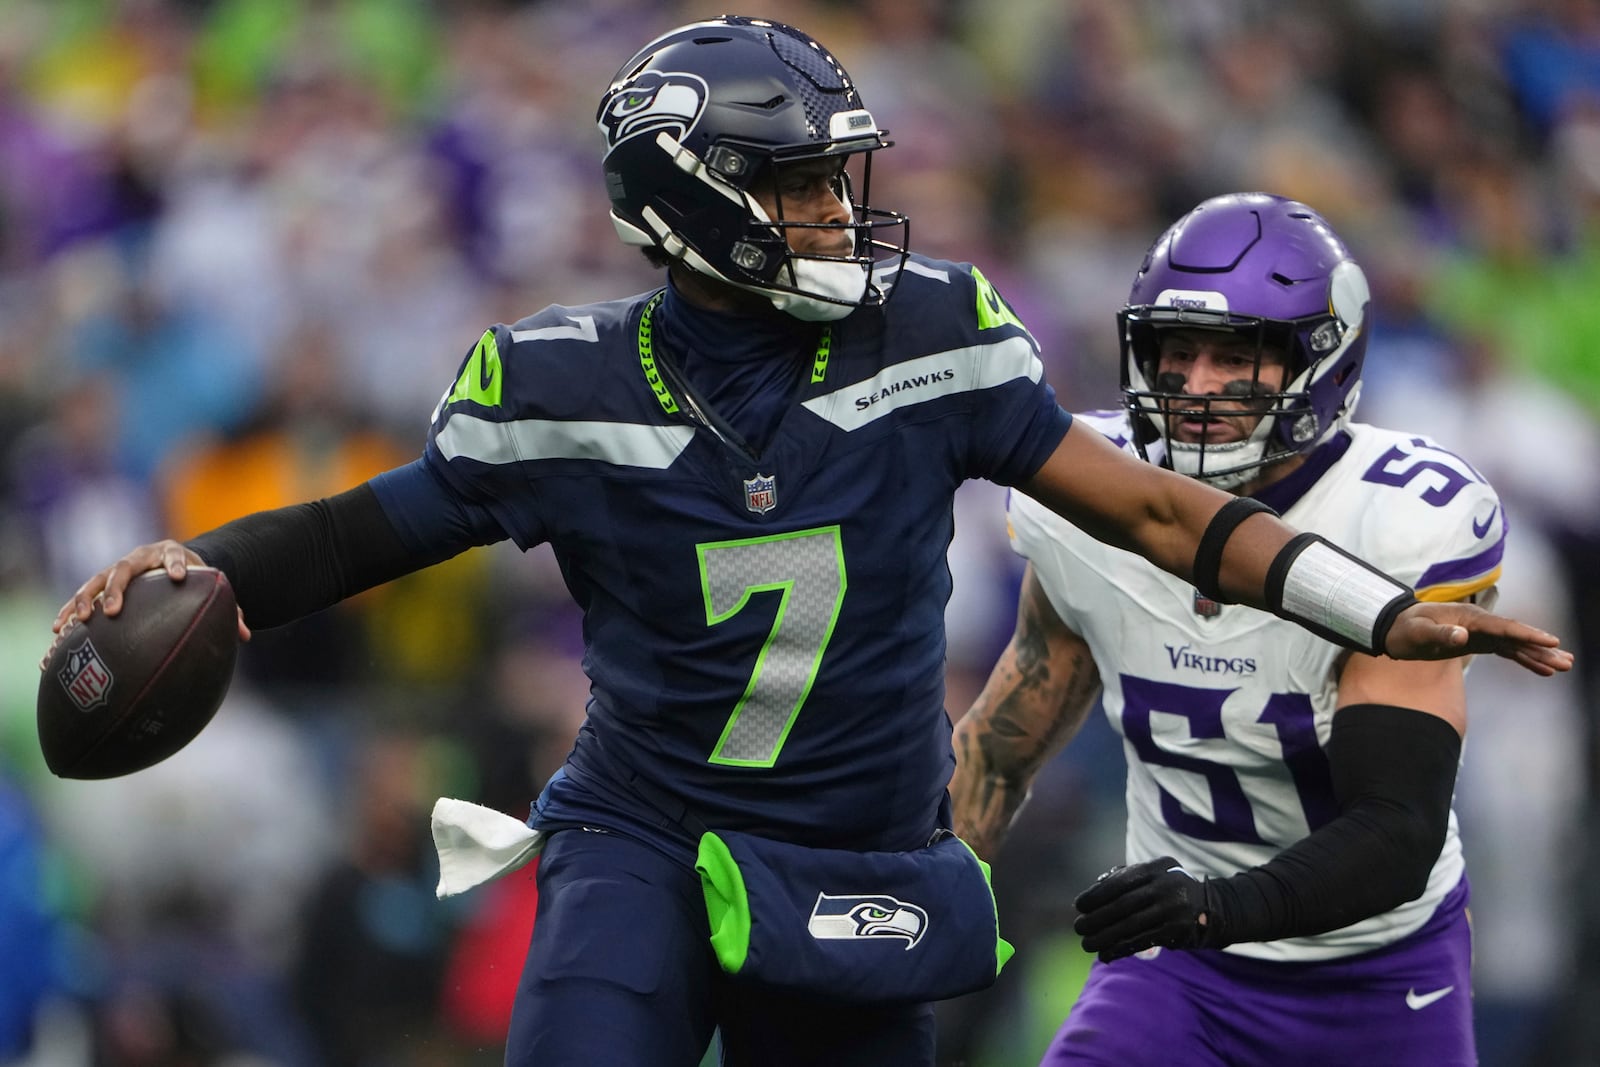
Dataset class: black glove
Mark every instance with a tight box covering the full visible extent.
[1073,856,1227,962]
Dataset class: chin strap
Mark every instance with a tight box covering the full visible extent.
[752,259,868,321]
[1168,441,1267,491]
[674,240,867,321]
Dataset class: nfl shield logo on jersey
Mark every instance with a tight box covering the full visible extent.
[744,473,777,514]
[58,638,114,712]
[1193,589,1222,618]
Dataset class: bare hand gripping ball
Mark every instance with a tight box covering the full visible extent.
[38,567,239,779]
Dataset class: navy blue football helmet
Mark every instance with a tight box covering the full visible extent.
[1120,193,1371,487]
[597,16,909,320]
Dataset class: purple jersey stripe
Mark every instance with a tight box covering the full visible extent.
[1416,530,1505,592]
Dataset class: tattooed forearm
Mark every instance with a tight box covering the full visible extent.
[951,568,1101,860]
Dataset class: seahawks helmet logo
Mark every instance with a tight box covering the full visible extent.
[807,893,928,950]
[600,71,708,149]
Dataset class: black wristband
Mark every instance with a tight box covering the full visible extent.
[1201,704,1461,947]
[1369,592,1420,657]
[1192,496,1277,602]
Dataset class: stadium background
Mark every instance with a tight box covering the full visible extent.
[0,0,1596,1064]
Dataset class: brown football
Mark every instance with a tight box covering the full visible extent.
[37,567,239,779]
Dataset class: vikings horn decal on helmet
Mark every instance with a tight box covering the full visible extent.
[1119,192,1371,488]
[596,15,910,321]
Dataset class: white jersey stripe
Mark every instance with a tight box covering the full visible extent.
[802,336,1041,432]
[893,258,950,283]
[436,412,695,469]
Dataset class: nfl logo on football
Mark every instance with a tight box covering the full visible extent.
[58,639,115,712]
[744,473,777,514]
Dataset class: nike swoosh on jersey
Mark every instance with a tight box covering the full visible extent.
[1405,985,1455,1010]
[1472,506,1498,539]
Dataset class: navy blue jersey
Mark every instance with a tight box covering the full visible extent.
[401,255,1070,851]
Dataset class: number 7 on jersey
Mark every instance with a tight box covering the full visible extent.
[697,526,847,767]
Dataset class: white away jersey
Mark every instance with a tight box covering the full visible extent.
[1008,413,1505,962]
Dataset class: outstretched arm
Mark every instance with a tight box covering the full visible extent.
[1019,421,1572,675]
[950,566,1103,862]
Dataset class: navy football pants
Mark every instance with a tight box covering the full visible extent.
[505,825,937,1066]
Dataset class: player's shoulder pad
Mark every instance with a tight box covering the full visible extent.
[881,253,1037,349]
[1336,423,1505,599]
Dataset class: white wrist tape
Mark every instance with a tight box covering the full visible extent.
[1272,535,1415,653]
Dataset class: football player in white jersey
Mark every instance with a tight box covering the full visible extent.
[952,193,1500,1066]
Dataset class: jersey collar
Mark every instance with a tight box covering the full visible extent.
[1249,430,1354,515]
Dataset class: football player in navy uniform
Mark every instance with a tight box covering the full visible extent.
[951,193,1517,1066]
[54,20,1568,1067]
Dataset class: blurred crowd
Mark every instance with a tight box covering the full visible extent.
[0,0,1597,1065]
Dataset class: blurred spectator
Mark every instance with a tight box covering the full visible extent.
[35,686,331,1067]
[290,730,464,1067]
[154,321,417,702]
[61,236,263,485]
[1498,0,1600,142]
[8,375,162,599]
[37,686,334,969]
[1455,529,1586,1066]
[0,773,65,1062]
[437,867,538,1053]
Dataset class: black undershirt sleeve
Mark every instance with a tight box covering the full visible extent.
[186,481,465,629]
[1200,703,1462,947]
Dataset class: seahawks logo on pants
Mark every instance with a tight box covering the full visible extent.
[807,893,928,950]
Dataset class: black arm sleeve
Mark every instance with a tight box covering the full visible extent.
[1200,703,1462,947]
[186,482,462,629]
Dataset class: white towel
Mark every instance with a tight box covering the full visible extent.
[430,797,545,898]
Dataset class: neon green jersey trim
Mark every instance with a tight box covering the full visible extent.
[809,326,832,383]
[638,290,832,404]
[696,832,751,973]
[972,265,1026,333]
[447,328,504,408]
[637,291,680,415]
[957,836,1016,975]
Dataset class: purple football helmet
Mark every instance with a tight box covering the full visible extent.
[1120,193,1371,487]
[597,16,909,321]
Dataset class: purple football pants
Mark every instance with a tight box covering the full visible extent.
[1042,878,1475,1067]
